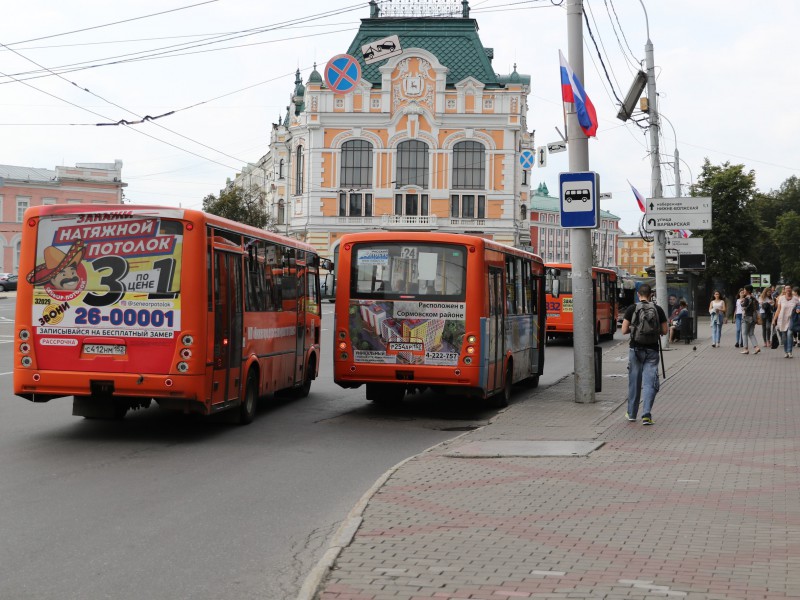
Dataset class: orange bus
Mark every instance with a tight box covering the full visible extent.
[333,232,546,407]
[544,263,618,342]
[14,204,321,423]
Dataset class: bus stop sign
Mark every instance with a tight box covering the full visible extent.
[559,171,600,228]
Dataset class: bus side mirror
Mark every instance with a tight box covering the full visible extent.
[321,259,334,271]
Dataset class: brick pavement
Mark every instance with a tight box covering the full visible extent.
[302,320,800,600]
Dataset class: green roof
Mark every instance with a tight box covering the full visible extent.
[346,17,528,87]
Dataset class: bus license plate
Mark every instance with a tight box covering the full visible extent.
[83,344,126,356]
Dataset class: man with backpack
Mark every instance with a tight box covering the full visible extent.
[621,283,668,425]
[740,284,760,354]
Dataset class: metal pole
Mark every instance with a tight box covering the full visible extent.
[567,0,595,402]
[643,23,667,349]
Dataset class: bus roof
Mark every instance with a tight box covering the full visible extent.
[339,232,543,263]
[24,204,317,254]
[545,262,618,277]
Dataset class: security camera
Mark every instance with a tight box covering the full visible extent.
[616,70,648,122]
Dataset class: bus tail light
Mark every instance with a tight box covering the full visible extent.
[177,362,189,373]
[180,348,192,359]
[20,343,30,354]
[19,329,30,341]
[21,356,32,367]
[182,334,194,346]
[465,334,478,358]
[464,357,472,365]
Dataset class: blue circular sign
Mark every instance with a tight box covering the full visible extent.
[324,54,361,95]
[519,150,535,169]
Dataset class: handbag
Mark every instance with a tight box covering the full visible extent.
[756,312,763,326]
[771,329,780,350]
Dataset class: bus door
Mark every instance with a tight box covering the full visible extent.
[294,260,308,386]
[211,251,243,406]
[487,267,505,393]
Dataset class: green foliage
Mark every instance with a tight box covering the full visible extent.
[202,184,272,230]
[691,160,760,288]
[773,211,800,282]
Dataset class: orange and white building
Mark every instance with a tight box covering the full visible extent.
[238,0,535,260]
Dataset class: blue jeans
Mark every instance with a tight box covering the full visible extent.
[780,329,794,354]
[735,314,743,345]
[627,346,660,418]
[711,319,722,345]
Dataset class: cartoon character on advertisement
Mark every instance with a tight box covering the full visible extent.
[26,239,87,301]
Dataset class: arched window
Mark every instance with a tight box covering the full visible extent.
[295,146,304,195]
[277,199,285,225]
[340,140,373,188]
[452,141,485,189]
[395,140,429,188]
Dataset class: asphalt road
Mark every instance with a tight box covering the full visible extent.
[0,297,583,600]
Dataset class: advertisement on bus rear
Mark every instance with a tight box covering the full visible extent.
[27,212,183,345]
[349,300,465,365]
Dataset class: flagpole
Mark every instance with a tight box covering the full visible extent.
[566,0,595,403]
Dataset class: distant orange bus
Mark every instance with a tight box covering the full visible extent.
[333,232,546,407]
[544,263,618,342]
[14,204,321,423]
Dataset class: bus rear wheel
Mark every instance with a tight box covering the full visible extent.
[239,372,258,425]
[489,365,513,408]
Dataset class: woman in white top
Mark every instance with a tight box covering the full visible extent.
[734,288,745,348]
[708,290,726,347]
[772,284,800,357]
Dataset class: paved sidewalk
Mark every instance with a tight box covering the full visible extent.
[302,320,799,600]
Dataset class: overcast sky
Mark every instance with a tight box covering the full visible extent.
[2,0,797,234]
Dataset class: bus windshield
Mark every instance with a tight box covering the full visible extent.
[350,242,467,301]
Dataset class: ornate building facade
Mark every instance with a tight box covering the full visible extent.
[239,0,534,260]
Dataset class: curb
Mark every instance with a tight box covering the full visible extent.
[294,428,480,600]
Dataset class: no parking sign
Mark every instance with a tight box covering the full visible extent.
[324,54,361,94]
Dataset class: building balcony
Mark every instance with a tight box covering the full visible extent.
[380,215,439,229]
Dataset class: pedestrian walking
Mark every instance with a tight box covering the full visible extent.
[734,288,745,347]
[772,284,800,358]
[740,284,760,354]
[708,290,726,347]
[621,283,668,426]
[759,287,774,348]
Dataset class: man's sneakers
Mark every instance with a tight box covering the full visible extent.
[625,412,636,422]
[642,414,654,426]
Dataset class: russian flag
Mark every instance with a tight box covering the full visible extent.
[559,50,598,138]
[628,180,646,213]
[676,229,692,238]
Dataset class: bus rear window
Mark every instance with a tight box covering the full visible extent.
[350,243,466,301]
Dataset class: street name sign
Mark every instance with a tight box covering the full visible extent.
[559,171,600,229]
[666,237,703,254]
[645,196,712,230]
[361,35,402,64]
[547,141,567,153]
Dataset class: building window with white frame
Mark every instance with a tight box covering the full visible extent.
[339,191,373,217]
[395,140,429,188]
[16,196,30,222]
[450,194,485,219]
[295,146,304,195]
[451,141,485,190]
[340,140,373,189]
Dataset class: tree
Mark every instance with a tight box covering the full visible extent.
[773,211,800,283]
[202,183,273,230]
[691,160,761,293]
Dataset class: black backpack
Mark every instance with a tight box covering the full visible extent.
[631,301,660,346]
[743,296,758,317]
